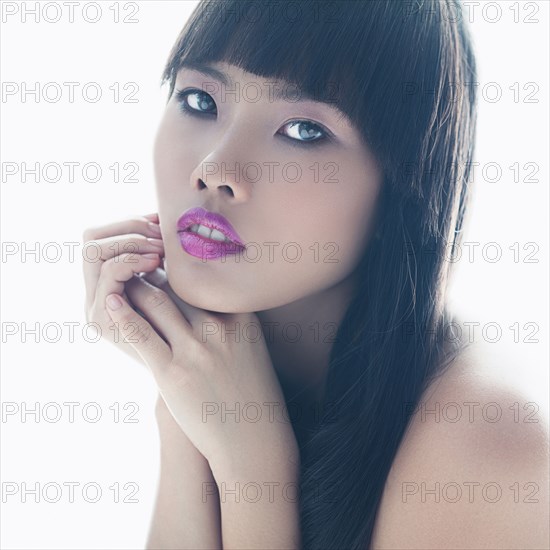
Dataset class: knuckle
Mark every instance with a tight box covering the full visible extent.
[82,227,99,243]
[144,289,169,310]
[134,323,154,346]
[119,252,140,265]
[122,316,152,345]
[100,253,132,275]
[106,318,124,341]
[82,239,102,264]
[118,235,142,253]
[128,217,151,234]
[98,257,113,276]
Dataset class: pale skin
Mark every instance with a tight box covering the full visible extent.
[82,61,549,549]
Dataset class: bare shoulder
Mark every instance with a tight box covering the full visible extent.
[371,334,550,550]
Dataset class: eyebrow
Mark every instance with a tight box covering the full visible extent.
[178,61,348,121]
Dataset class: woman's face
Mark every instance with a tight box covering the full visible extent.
[154,61,382,313]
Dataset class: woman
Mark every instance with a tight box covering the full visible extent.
[82,0,549,548]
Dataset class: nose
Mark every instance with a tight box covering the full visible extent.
[189,135,255,203]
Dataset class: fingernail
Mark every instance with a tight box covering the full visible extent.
[147,237,164,248]
[106,294,123,310]
[148,222,162,236]
[143,253,159,259]
[144,213,159,221]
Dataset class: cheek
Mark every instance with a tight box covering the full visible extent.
[283,172,380,274]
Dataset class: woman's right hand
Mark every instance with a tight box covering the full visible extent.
[81,212,166,365]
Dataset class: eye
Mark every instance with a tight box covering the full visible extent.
[175,88,217,116]
[174,88,332,148]
[277,120,331,148]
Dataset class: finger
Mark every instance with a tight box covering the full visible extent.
[83,233,164,309]
[124,275,195,352]
[139,267,205,325]
[93,252,162,316]
[82,215,162,301]
[83,215,162,242]
[105,293,172,378]
[144,212,159,222]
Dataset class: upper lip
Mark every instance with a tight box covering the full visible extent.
[176,207,245,247]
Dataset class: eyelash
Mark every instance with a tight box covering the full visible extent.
[174,88,332,149]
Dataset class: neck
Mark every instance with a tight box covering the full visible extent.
[256,269,360,441]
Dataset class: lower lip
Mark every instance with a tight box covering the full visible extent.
[177,230,245,260]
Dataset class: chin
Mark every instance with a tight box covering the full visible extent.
[163,257,299,314]
[164,268,245,314]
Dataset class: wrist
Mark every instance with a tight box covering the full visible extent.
[154,399,197,458]
[210,430,301,483]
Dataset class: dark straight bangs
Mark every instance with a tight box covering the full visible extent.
[161,0,364,111]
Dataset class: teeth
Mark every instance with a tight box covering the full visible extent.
[196,225,212,239]
[210,229,227,242]
[188,223,231,243]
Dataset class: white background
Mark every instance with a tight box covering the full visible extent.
[1,1,548,548]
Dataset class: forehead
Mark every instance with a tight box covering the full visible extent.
[180,61,285,93]
[176,60,349,123]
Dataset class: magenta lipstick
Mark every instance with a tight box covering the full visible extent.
[176,206,245,260]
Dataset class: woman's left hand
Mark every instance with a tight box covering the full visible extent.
[104,269,299,478]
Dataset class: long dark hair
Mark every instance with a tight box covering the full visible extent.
[160,1,478,548]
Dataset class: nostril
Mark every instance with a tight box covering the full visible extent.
[197,179,234,197]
